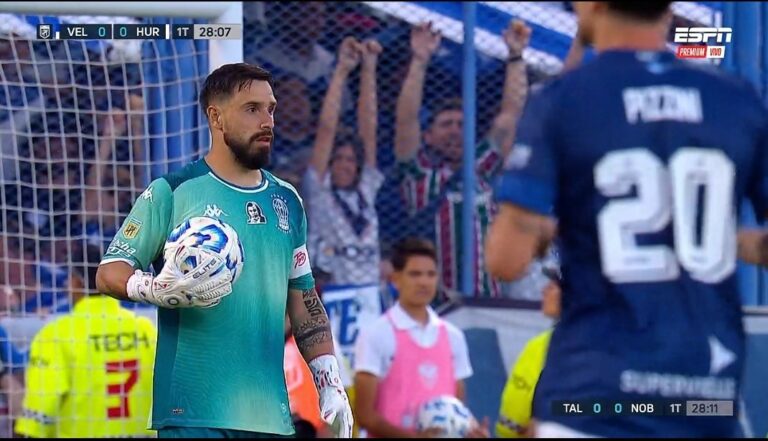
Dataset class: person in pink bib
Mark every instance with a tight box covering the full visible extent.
[353,237,489,438]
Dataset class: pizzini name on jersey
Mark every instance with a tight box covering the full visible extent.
[623,86,703,124]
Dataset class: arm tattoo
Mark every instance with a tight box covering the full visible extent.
[294,317,332,355]
[302,288,326,317]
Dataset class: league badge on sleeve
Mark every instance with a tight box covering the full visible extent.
[122,218,143,239]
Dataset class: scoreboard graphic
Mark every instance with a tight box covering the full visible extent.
[36,23,242,40]
[552,400,736,417]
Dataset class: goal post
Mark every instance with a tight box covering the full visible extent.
[0,4,242,435]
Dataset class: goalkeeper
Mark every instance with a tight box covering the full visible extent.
[96,63,353,439]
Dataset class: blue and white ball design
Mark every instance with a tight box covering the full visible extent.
[415,395,476,438]
[166,217,245,285]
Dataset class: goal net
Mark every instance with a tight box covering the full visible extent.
[0,10,214,437]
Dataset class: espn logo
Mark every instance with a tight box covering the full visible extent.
[674,27,732,60]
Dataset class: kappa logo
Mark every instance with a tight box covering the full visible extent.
[141,186,153,202]
[204,204,227,218]
[122,218,143,239]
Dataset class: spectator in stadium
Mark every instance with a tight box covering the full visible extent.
[0,234,37,310]
[496,261,561,438]
[254,2,335,97]
[270,73,316,190]
[15,244,157,438]
[305,37,384,287]
[14,129,82,242]
[394,20,531,298]
[83,94,146,251]
[353,238,488,438]
[0,21,43,182]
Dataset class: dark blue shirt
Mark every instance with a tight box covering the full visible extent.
[495,50,768,437]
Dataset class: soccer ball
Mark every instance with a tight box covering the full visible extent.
[166,217,245,287]
[415,395,476,438]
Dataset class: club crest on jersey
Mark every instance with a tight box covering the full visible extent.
[272,195,290,232]
[245,201,267,225]
[122,218,143,239]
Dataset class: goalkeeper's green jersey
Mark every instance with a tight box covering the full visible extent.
[101,159,315,435]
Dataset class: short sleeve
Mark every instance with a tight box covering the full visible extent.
[496,334,546,438]
[101,178,173,270]
[493,85,559,216]
[446,325,473,380]
[353,320,392,378]
[289,207,316,291]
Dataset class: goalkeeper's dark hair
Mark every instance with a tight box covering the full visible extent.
[606,2,672,22]
[71,243,103,295]
[391,237,438,271]
[200,62,274,111]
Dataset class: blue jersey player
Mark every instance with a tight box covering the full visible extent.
[486,2,768,437]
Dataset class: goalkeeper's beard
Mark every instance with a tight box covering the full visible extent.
[224,131,272,170]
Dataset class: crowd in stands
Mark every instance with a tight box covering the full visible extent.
[1,2,557,317]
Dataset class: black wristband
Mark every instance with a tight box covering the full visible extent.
[507,54,524,63]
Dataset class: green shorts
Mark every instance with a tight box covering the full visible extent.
[157,426,295,439]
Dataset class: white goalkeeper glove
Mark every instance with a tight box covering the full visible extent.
[309,354,353,438]
[127,248,233,308]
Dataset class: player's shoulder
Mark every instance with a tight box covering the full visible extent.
[678,59,763,101]
[360,312,395,342]
[441,318,469,345]
[264,170,304,207]
[160,159,211,192]
[33,315,73,342]
[522,329,552,357]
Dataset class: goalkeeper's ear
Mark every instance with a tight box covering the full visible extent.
[208,106,223,130]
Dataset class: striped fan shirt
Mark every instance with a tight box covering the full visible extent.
[397,139,503,298]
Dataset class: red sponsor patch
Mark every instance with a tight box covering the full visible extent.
[294,251,307,269]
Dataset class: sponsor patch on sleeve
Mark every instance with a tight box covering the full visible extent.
[290,244,312,279]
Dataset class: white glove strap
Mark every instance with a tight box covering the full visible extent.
[309,354,344,392]
[127,270,154,305]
